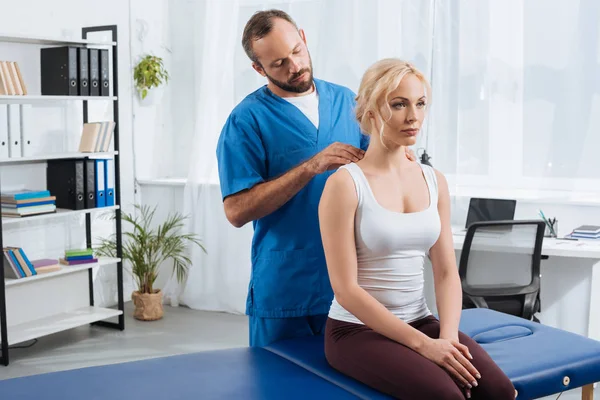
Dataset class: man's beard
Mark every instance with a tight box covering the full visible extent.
[265,58,314,94]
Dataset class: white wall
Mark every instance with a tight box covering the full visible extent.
[130,0,197,182]
[129,0,177,185]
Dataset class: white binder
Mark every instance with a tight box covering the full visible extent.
[19,104,34,157]
[7,104,20,158]
[0,104,9,158]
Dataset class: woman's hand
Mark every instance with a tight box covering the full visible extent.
[440,335,475,398]
[418,337,481,390]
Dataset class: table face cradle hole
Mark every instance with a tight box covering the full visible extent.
[472,325,533,344]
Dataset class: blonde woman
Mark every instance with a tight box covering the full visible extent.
[318,59,515,399]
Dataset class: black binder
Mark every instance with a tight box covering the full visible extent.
[46,159,85,210]
[89,49,100,96]
[40,46,78,96]
[78,48,89,96]
[84,159,96,208]
[100,49,110,96]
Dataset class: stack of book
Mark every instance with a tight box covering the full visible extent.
[1,189,57,218]
[30,259,61,274]
[59,248,97,266]
[3,246,35,279]
[3,248,62,280]
[568,225,600,240]
[0,60,27,95]
[79,121,116,152]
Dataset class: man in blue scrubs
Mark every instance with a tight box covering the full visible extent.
[216,10,413,347]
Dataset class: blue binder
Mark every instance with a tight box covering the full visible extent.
[104,158,114,206]
[95,159,106,207]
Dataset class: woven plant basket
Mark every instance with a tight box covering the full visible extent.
[132,290,164,321]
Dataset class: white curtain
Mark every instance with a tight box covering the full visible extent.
[429,0,600,199]
[164,0,436,313]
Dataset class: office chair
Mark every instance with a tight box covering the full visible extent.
[459,220,546,322]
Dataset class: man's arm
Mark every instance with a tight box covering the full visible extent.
[223,142,364,228]
[224,161,315,227]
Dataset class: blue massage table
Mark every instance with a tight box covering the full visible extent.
[1,308,599,399]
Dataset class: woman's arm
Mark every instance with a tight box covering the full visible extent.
[429,169,463,341]
[318,169,431,352]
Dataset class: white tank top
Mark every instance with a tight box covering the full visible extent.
[328,162,441,324]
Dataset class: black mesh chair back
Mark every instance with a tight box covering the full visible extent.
[459,220,546,321]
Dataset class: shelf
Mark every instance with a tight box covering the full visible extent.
[0,33,116,47]
[2,205,119,225]
[0,151,117,164]
[137,177,188,187]
[0,151,118,164]
[0,25,123,364]
[5,257,120,288]
[0,95,117,104]
[7,306,123,345]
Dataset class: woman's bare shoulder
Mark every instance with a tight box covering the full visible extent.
[320,166,359,209]
[430,166,448,190]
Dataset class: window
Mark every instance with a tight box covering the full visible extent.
[429,0,600,199]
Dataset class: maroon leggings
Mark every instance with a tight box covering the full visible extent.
[325,316,515,400]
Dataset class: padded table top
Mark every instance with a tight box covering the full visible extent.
[0,347,359,400]
[267,309,600,400]
[459,308,600,399]
[2,309,600,400]
[266,337,392,400]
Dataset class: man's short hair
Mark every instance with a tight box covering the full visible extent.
[242,9,299,64]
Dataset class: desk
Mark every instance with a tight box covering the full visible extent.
[450,227,600,341]
[452,228,600,259]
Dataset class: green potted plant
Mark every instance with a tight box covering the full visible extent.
[133,54,169,102]
[95,204,205,321]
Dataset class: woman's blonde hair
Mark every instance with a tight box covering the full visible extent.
[355,58,431,145]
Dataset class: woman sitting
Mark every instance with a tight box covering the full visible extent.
[318,58,515,400]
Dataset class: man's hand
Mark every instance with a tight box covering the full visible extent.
[306,142,365,175]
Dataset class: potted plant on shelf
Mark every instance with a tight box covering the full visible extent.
[133,54,169,104]
[95,204,205,321]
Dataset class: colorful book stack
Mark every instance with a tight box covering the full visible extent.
[59,248,97,266]
[1,189,57,218]
[568,225,600,240]
[31,259,61,274]
[2,246,35,279]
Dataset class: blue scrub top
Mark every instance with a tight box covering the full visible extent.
[216,78,369,318]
